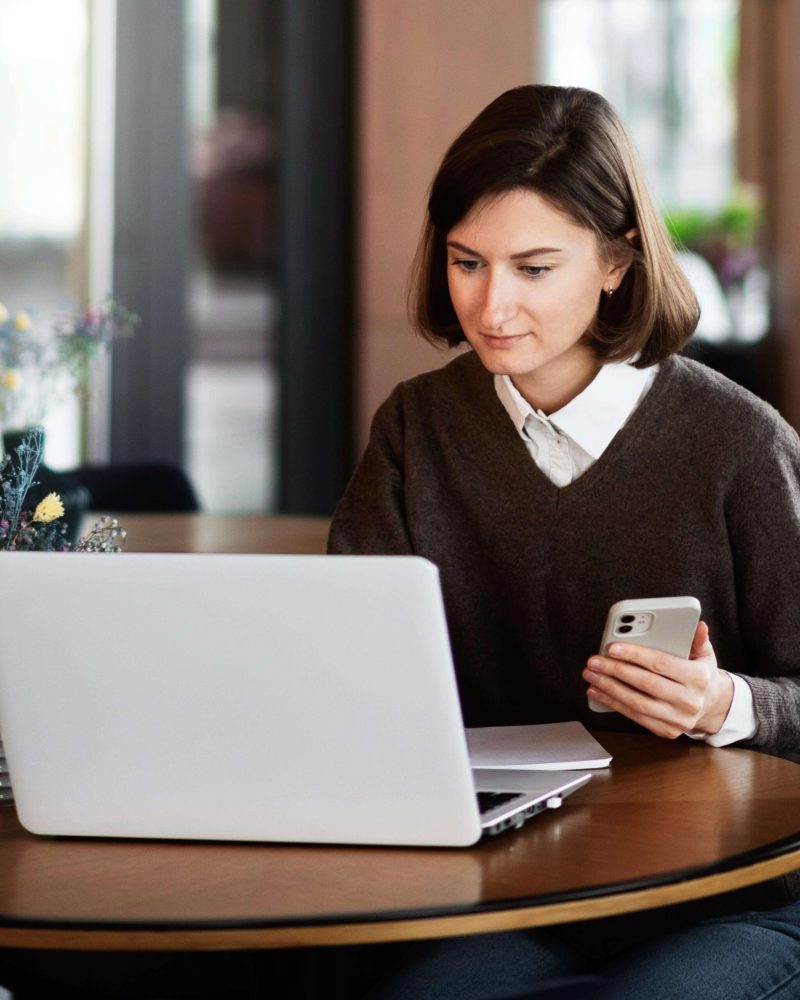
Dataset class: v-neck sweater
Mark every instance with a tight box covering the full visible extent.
[328,350,800,763]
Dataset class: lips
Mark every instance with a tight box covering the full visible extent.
[479,332,530,348]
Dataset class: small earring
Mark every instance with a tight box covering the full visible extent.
[606,285,614,297]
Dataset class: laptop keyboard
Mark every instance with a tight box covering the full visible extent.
[476,791,521,815]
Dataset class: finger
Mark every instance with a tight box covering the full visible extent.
[689,620,712,660]
[606,623,714,675]
[595,643,684,680]
[586,652,712,728]
[585,657,683,703]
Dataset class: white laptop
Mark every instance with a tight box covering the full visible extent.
[0,553,589,847]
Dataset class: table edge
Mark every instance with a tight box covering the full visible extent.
[1,843,797,951]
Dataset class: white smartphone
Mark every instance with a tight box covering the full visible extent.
[588,596,702,713]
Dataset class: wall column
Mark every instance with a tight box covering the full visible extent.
[355,0,539,454]
[739,0,800,426]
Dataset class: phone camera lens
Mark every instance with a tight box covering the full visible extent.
[620,615,635,624]
[618,625,633,634]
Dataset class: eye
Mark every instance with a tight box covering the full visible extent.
[519,265,551,279]
[450,258,482,273]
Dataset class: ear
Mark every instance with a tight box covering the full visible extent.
[606,228,638,290]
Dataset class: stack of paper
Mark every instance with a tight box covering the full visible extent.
[466,721,612,771]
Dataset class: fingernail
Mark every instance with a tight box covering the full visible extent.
[609,644,624,656]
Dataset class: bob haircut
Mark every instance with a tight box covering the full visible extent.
[410,85,699,367]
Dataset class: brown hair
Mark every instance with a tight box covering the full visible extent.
[410,85,698,367]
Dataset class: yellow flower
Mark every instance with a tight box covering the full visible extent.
[33,493,65,524]
[14,311,31,331]
[0,302,8,323]
[0,369,22,391]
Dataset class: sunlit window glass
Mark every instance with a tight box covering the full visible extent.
[0,0,88,301]
[540,0,767,351]
[0,0,90,464]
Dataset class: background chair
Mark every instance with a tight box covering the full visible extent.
[67,462,200,513]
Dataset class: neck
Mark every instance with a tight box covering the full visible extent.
[511,354,602,415]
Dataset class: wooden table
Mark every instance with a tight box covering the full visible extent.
[0,732,798,951]
[84,513,331,555]
[3,517,799,954]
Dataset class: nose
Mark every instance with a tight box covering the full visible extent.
[479,269,518,330]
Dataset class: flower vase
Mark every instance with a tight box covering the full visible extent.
[2,429,91,547]
[0,736,11,805]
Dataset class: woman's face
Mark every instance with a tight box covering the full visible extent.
[446,188,626,412]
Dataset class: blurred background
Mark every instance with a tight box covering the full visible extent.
[0,0,796,515]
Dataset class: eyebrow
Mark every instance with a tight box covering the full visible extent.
[446,240,563,259]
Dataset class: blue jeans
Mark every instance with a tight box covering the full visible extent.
[369,882,800,1000]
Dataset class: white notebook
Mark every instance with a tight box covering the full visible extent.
[466,722,612,771]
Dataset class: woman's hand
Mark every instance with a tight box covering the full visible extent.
[582,621,734,740]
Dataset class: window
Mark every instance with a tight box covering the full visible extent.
[0,0,93,464]
[539,0,767,349]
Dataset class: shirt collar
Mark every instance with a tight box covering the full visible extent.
[495,362,658,460]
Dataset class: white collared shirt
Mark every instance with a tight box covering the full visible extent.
[494,362,756,747]
[495,361,657,486]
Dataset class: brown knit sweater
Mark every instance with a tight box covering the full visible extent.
[329,351,800,763]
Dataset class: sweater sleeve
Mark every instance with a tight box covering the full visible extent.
[327,388,414,555]
[726,417,800,761]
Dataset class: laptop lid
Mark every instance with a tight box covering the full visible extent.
[0,553,584,847]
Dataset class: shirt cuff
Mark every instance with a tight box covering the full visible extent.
[686,672,757,747]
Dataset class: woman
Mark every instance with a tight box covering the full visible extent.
[329,86,800,998]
